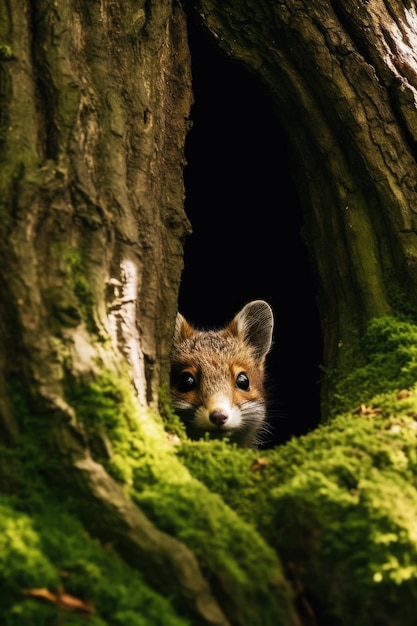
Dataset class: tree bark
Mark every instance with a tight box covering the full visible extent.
[2,0,417,625]
[0,0,191,410]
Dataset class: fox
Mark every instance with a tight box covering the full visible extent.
[170,300,274,448]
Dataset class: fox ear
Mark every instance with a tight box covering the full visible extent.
[174,312,195,343]
[232,300,274,362]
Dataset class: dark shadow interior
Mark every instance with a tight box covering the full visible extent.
[178,22,323,446]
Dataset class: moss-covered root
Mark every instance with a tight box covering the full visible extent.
[136,480,301,626]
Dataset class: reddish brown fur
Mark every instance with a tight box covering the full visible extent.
[170,301,274,448]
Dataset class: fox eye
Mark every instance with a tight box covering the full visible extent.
[178,371,196,392]
[236,372,250,391]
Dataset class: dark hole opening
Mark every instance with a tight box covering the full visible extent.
[179,23,323,446]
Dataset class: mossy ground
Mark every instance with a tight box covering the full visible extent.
[4,314,417,625]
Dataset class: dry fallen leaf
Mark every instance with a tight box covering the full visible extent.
[167,432,181,444]
[353,403,382,417]
[22,588,56,603]
[397,389,410,399]
[251,457,270,471]
[22,587,95,615]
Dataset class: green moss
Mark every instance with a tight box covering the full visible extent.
[0,499,191,626]
[177,439,278,531]
[13,313,417,624]
[0,503,58,591]
[66,372,298,625]
[158,383,187,440]
[135,480,296,626]
[0,45,12,59]
[72,353,417,624]
[386,273,417,317]
[178,400,417,625]
[267,415,417,625]
[330,315,417,416]
[4,379,57,506]
[3,377,196,625]
[67,371,190,487]
[64,249,95,329]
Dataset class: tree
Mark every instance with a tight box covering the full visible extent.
[1,0,417,624]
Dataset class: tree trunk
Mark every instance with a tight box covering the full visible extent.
[2,0,417,625]
[0,1,234,624]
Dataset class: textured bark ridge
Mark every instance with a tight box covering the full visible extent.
[0,0,191,409]
[2,1,417,624]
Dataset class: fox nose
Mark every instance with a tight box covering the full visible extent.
[209,410,228,427]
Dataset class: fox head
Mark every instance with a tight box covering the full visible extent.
[170,300,274,447]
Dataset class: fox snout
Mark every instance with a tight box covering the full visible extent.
[209,410,228,427]
[199,393,242,431]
